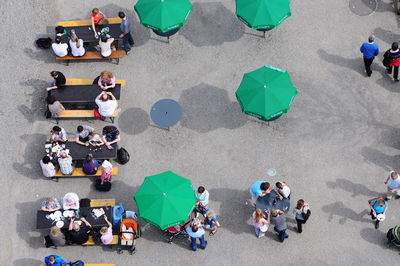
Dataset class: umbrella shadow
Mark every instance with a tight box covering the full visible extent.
[372,26,400,45]
[317,49,364,76]
[13,259,43,266]
[326,178,382,198]
[208,188,255,236]
[18,79,48,123]
[15,199,45,249]
[361,146,400,171]
[13,133,47,180]
[321,201,372,224]
[180,2,245,47]
[179,83,247,133]
[118,107,149,135]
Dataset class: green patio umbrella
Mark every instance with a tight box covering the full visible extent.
[235,65,297,121]
[134,171,196,230]
[235,0,291,30]
[134,0,193,33]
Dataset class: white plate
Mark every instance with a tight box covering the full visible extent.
[56,221,64,228]
[54,211,62,218]
[63,210,74,217]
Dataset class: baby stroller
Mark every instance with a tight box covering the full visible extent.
[387,225,400,247]
[164,213,194,244]
[117,211,140,255]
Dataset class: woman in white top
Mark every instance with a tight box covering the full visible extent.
[69,33,85,57]
[52,36,68,57]
[99,35,114,57]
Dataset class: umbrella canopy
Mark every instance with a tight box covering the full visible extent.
[134,0,192,33]
[235,0,291,30]
[134,171,196,230]
[236,65,297,121]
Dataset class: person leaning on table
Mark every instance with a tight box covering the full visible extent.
[40,156,58,182]
[50,126,67,144]
[58,152,74,175]
[102,125,121,150]
[75,125,94,146]
[43,254,68,266]
[67,217,92,245]
[41,197,61,212]
[95,91,118,118]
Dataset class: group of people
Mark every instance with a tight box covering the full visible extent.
[45,70,119,119]
[52,8,134,58]
[249,180,311,242]
[40,124,119,181]
[41,193,114,248]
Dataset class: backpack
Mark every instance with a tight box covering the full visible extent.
[69,260,84,266]
[79,198,91,207]
[92,230,103,245]
[383,49,391,67]
[112,204,125,228]
[117,147,130,165]
[44,235,54,248]
[95,178,112,192]
[36,37,52,49]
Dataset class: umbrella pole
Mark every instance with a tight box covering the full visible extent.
[167,36,170,44]
[263,31,267,39]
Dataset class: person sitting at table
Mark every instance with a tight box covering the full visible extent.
[275,181,291,200]
[46,95,65,117]
[270,209,288,243]
[62,192,79,210]
[49,226,66,246]
[50,126,67,144]
[248,181,272,206]
[95,91,118,118]
[102,125,120,149]
[99,35,114,58]
[90,8,107,38]
[93,70,116,90]
[58,152,74,175]
[75,125,94,146]
[68,217,92,245]
[83,154,100,175]
[41,197,61,212]
[52,36,69,57]
[43,254,68,266]
[100,215,113,244]
[69,32,86,57]
[45,71,66,93]
[194,186,209,217]
[40,156,57,182]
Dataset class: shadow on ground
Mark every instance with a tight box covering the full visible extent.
[15,199,44,249]
[118,107,149,135]
[361,146,400,171]
[321,201,371,224]
[13,259,43,266]
[317,49,364,76]
[180,2,244,47]
[19,79,48,123]
[360,227,391,247]
[179,83,247,133]
[326,178,382,197]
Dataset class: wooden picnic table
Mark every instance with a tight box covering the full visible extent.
[51,84,121,103]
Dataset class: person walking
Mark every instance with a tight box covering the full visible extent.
[368,196,388,229]
[270,209,288,242]
[385,170,400,200]
[386,42,400,82]
[293,199,311,233]
[360,35,379,77]
[118,11,135,55]
[252,209,270,238]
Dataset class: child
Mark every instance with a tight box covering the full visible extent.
[204,209,220,236]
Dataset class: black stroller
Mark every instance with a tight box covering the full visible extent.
[387,225,400,247]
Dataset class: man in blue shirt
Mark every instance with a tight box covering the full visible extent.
[118,11,134,55]
[43,255,68,266]
[249,181,271,206]
[360,35,379,77]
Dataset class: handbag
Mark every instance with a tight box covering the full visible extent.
[94,109,101,118]
[260,224,269,233]
[383,49,391,67]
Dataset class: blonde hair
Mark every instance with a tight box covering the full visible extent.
[71,33,81,48]
[254,209,265,223]
[50,226,61,236]
[100,71,114,80]
[207,209,216,219]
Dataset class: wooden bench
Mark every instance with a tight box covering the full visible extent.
[58,17,121,27]
[56,50,125,65]
[55,167,119,177]
[90,198,116,207]
[83,235,119,245]
[54,108,120,124]
[66,78,126,87]
[42,264,115,266]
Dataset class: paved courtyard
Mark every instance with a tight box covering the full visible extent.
[2,0,400,265]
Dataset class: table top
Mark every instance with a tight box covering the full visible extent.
[150,99,182,128]
[51,84,121,103]
[255,190,290,215]
[58,24,122,42]
[36,206,112,229]
[46,142,118,160]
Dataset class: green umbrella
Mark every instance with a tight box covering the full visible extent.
[236,65,297,121]
[235,0,291,30]
[134,171,196,230]
[134,0,193,33]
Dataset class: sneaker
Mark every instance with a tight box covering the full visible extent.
[259,233,265,237]
[395,79,399,82]
[126,50,130,55]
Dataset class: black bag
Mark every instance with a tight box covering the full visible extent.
[92,230,103,245]
[36,37,52,49]
[117,147,130,165]
[383,49,391,67]
[44,105,52,119]
[79,198,91,207]
[55,26,66,35]
[95,178,112,192]
[44,235,54,248]
[69,260,84,266]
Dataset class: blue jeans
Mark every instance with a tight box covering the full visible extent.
[274,227,288,242]
[254,227,262,237]
[123,32,134,52]
[190,235,206,251]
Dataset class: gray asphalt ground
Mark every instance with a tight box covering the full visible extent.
[2,0,400,265]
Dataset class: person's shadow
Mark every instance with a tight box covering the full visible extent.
[326,178,382,197]
[321,201,371,224]
[317,49,364,76]
[13,258,43,266]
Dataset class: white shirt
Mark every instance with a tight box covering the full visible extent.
[40,160,56,178]
[387,171,400,190]
[278,185,291,198]
[99,40,112,57]
[52,43,68,57]
[62,192,80,210]
[69,39,85,57]
[95,99,117,117]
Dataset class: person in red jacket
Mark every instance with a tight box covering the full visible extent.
[387,42,400,82]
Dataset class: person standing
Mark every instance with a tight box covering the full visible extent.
[248,181,272,206]
[293,199,311,233]
[90,8,107,39]
[385,170,400,200]
[386,42,400,82]
[275,181,291,200]
[186,224,207,251]
[252,209,270,238]
[368,196,388,229]
[360,35,379,77]
[118,11,135,55]
[194,186,209,216]
[270,209,288,242]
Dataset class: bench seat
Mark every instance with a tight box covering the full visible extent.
[56,50,125,65]
[54,109,120,123]
[66,78,126,87]
[57,17,121,27]
[55,167,119,177]
[90,198,116,207]
[42,264,115,266]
